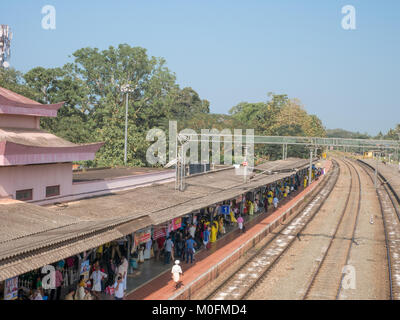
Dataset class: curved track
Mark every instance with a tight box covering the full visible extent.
[205,157,398,300]
[302,159,362,300]
[357,160,400,300]
[206,160,340,300]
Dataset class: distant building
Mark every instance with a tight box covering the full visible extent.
[0,86,104,202]
[363,151,373,159]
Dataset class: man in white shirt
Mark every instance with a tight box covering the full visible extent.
[90,265,107,299]
[118,256,129,291]
[171,260,183,289]
[273,196,279,209]
[189,224,196,238]
[113,274,124,300]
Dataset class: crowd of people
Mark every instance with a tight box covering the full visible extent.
[11,166,324,299]
[15,239,132,300]
[147,168,325,271]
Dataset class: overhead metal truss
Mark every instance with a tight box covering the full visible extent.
[181,133,400,150]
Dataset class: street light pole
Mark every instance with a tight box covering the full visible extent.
[124,91,129,166]
[309,147,313,186]
[374,150,381,189]
[121,84,134,166]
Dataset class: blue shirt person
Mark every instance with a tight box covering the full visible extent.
[185,237,196,263]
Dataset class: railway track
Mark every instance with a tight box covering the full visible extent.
[206,157,399,300]
[357,160,400,300]
[206,160,340,300]
[298,159,361,299]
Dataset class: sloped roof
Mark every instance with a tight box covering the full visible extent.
[0,87,63,117]
[0,127,77,147]
[0,127,104,166]
[0,158,313,280]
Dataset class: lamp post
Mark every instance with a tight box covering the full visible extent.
[121,84,135,166]
[372,149,382,189]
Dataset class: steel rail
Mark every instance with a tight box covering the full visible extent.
[356,160,395,300]
[302,159,359,300]
[335,159,362,299]
[205,160,340,300]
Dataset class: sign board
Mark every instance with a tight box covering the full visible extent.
[4,276,18,300]
[172,217,182,230]
[242,161,248,166]
[136,228,152,244]
[220,205,230,215]
[153,227,166,240]
[80,260,90,280]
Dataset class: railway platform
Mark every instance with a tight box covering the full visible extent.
[126,160,332,300]
[360,159,400,195]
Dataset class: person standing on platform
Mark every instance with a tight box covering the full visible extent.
[138,245,145,263]
[90,265,107,299]
[229,209,237,225]
[219,216,225,235]
[144,239,152,260]
[171,260,183,289]
[76,276,86,300]
[118,256,129,292]
[210,223,217,243]
[113,274,124,300]
[268,189,273,207]
[237,215,244,233]
[153,238,160,261]
[185,236,196,264]
[50,266,63,300]
[157,236,166,261]
[273,196,279,209]
[164,236,174,264]
[203,227,210,249]
[249,200,254,216]
[189,224,196,239]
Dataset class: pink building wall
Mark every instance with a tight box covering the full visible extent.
[35,170,175,206]
[0,114,39,129]
[0,163,72,201]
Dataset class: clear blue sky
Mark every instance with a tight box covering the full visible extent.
[1,0,399,135]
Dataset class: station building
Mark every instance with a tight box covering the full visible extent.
[0,86,104,202]
[0,87,322,300]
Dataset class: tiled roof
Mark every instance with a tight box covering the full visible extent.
[0,158,312,280]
